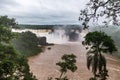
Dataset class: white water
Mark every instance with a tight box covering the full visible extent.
[12,29,86,44]
[34,29,83,44]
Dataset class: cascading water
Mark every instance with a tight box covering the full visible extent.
[12,26,85,44]
[37,29,83,44]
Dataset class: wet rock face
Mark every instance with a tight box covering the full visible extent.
[38,37,47,45]
[38,37,54,46]
[69,31,79,41]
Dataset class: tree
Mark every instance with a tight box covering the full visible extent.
[0,15,18,28]
[83,31,117,80]
[0,16,37,80]
[79,0,120,26]
[48,54,77,80]
[12,31,42,57]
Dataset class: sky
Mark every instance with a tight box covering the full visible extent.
[0,0,89,25]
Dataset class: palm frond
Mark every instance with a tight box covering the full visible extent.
[87,54,93,70]
[92,54,98,74]
[98,54,106,72]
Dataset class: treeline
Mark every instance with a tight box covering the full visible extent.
[18,24,54,29]
[18,24,82,30]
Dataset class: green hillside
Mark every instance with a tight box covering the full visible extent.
[12,31,42,57]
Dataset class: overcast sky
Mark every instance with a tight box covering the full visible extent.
[0,0,89,25]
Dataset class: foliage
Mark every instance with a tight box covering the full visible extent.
[49,54,77,80]
[91,26,120,58]
[79,0,120,26]
[12,31,42,57]
[0,15,18,28]
[83,31,117,80]
[0,16,37,80]
[15,56,37,80]
[0,25,16,43]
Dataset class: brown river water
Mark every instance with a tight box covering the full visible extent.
[28,30,120,80]
[28,42,120,80]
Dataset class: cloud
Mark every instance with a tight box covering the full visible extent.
[0,0,20,11]
[0,0,89,24]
